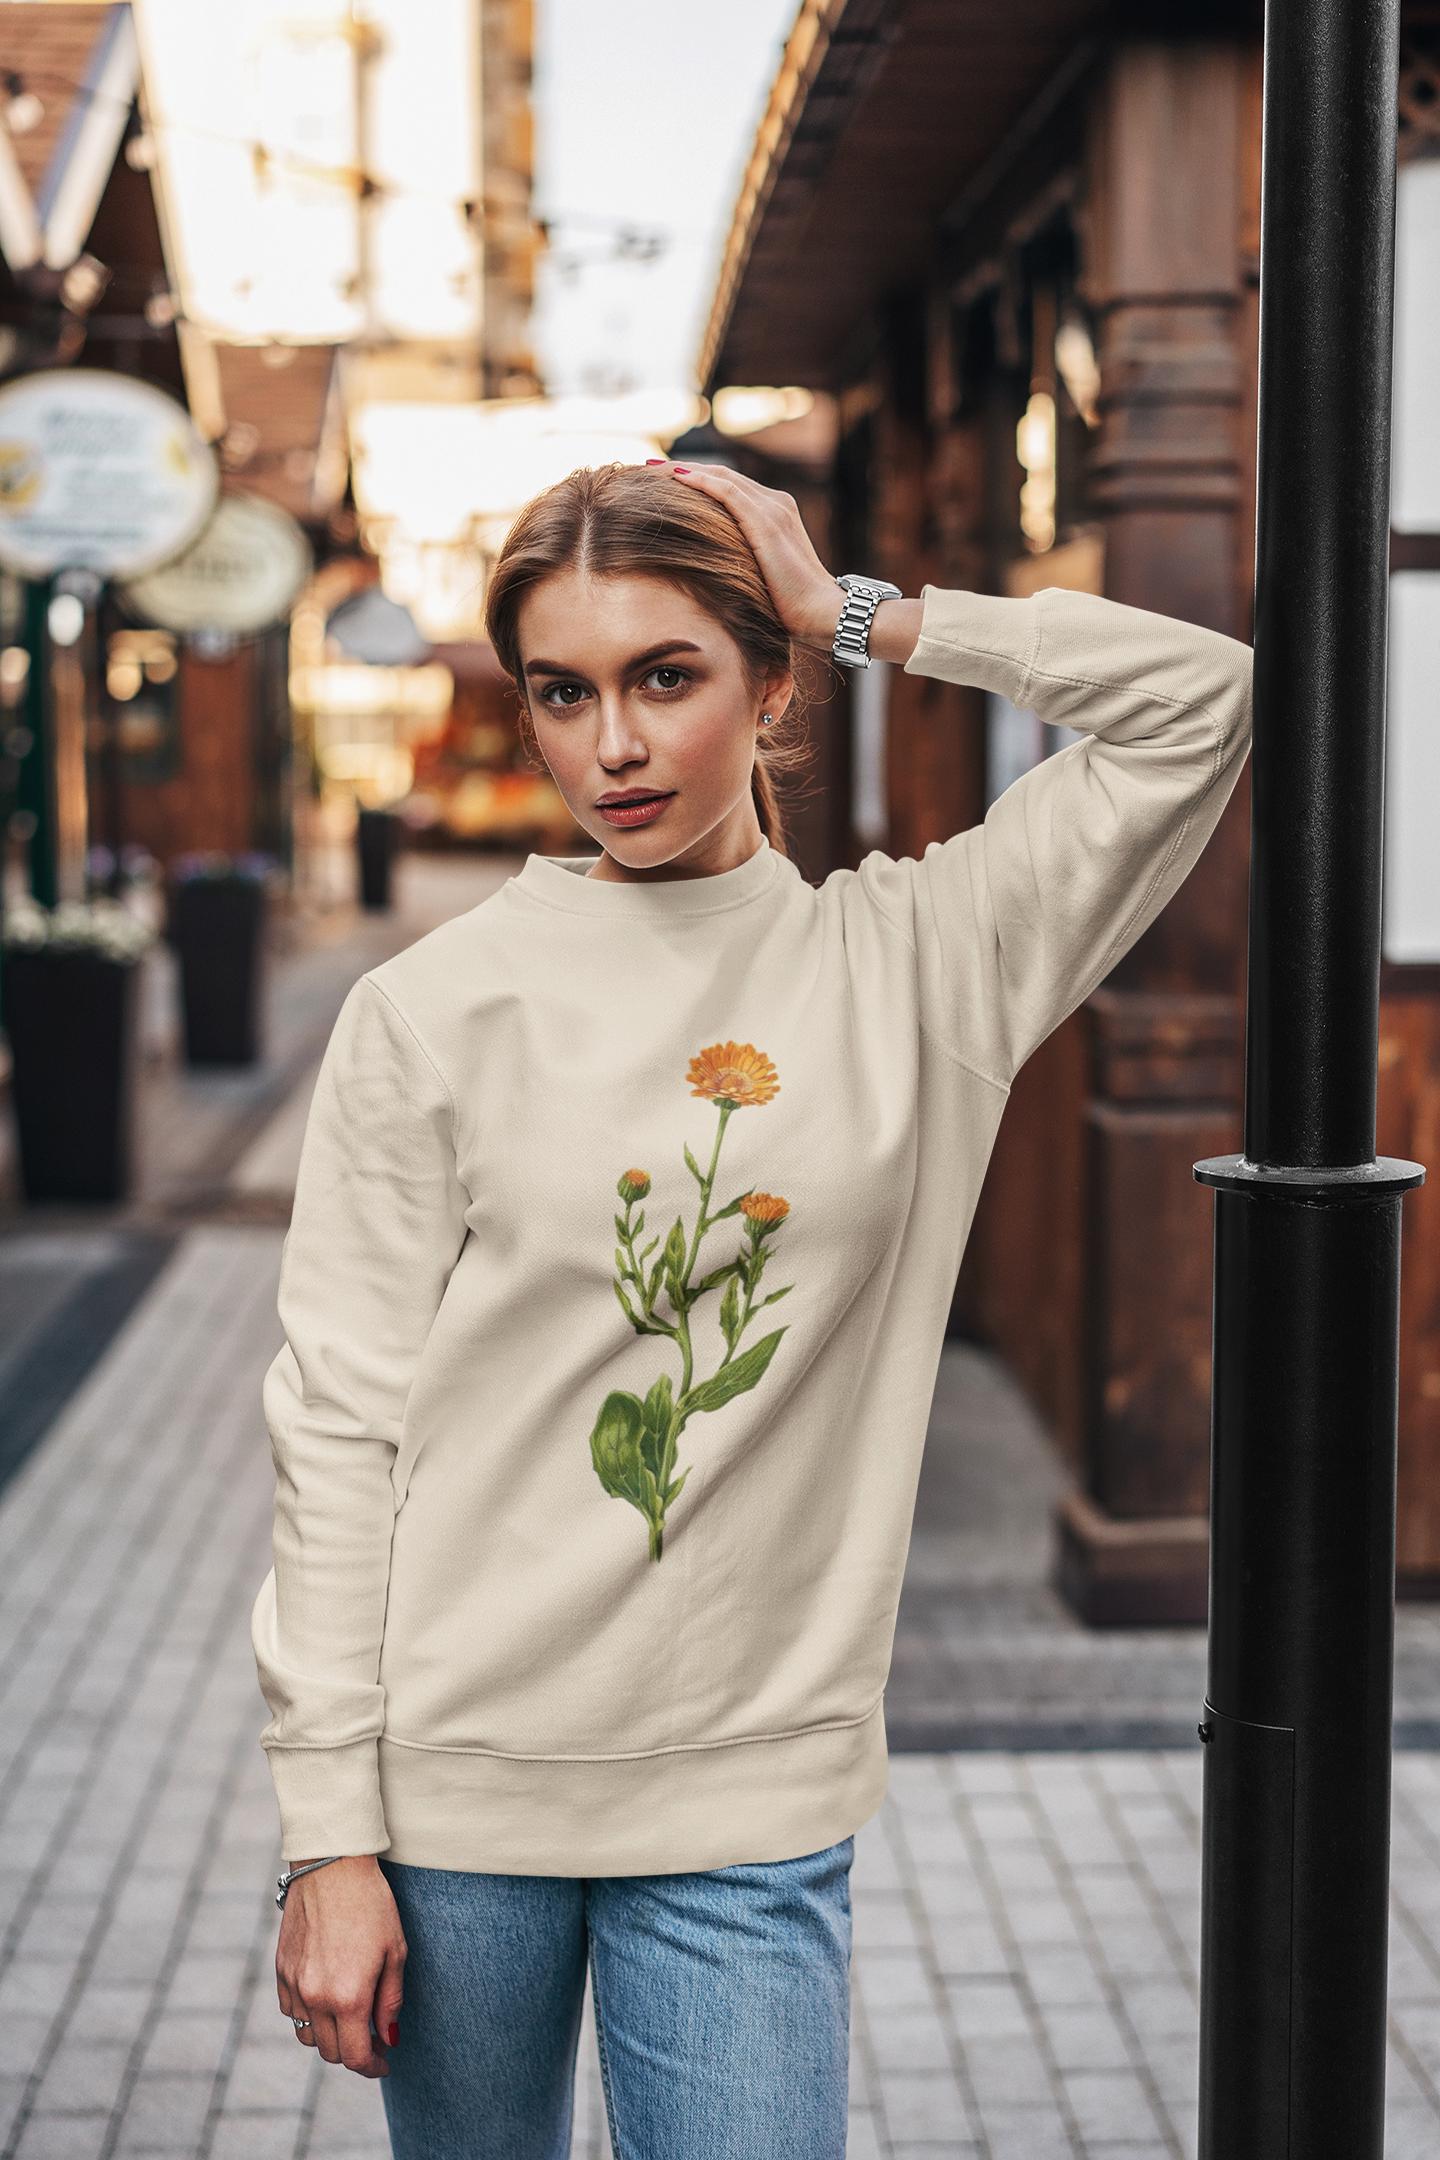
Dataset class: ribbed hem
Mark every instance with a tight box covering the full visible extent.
[902,583,1044,701]
[262,1738,390,1863]
[373,1699,890,1876]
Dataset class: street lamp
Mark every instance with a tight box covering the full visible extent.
[1193,4,1427,2153]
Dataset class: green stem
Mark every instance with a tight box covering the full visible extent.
[680,1101,733,1289]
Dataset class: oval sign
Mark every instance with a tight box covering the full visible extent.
[0,367,218,579]
[120,492,313,634]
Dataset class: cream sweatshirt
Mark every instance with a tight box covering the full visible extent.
[250,581,1253,1876]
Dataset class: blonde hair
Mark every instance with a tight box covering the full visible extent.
[484,461,818,857]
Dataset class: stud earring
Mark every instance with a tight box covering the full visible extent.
[760,712,774,726]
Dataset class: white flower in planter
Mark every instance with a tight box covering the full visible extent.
[2,895,156,962]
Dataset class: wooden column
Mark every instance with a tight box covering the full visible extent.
[1052,38,1255,1622]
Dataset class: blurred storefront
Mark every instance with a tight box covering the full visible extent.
[0,0,556,912]
[698,0,1440,1617]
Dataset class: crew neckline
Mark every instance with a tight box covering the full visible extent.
[512,835,785,917]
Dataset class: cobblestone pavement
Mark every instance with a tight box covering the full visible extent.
[3,1229,1440,2159]
[2,853,1438,2158]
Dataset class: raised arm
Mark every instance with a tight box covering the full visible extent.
[859,582,1254,1088]
[250,972,470,1863]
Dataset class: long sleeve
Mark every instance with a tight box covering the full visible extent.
[249,972,470,1861]
[858,582,1253,1089]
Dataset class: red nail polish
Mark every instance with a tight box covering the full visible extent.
[645,458,663,465]
[673,465,691,474]
[388,2022,400,2045]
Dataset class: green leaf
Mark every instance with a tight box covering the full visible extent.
[614,1213,628,1240]
[684,1143,705,1186]
[639,1375,674,1489]
[719,1272,741,1347]
[663,1463,691,1506]
[680,1327,788,1417]
[758,1283,794,1308]
[612,1280,644,1333]
[708,1192,749,1220]
[643,1372,674,1429]
[589,1391,649,1511]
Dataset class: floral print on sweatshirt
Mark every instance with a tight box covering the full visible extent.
[587,1041,794,1561]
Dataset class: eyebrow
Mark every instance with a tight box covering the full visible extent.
[522,639,705,679]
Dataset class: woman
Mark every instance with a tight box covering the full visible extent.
[251,459,1253,2158]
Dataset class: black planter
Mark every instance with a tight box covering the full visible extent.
[1,945,141,1202]
[356,807,400,911]
[171,875,267,1066]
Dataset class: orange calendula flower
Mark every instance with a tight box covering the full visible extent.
[617,1168,651,1203]
[685,1040,780,1108]
[741,1191,790,1228]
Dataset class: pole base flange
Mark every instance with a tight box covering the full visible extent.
[1193,1152,1426,1202]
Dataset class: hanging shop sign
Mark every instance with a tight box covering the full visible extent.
[119,492,313,635]
[0,367,218,580]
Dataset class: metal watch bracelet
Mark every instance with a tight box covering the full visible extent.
[831,573,903,669]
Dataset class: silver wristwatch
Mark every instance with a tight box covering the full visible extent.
[831,572,903,669]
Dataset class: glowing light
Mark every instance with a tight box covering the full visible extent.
[711,386,813,437]
[1055,316,1101,429]
[1017,391,1057,553]
[48,594,85,646]
[289,659,454,719]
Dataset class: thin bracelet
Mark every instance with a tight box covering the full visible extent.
[276,1855,344,1908]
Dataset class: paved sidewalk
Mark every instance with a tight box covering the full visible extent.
[1,1224,1439,2159]
[2,853,1439,2158]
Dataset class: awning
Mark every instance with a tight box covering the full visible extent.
[698,0,1119,391]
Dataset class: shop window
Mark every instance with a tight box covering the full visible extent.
[1392,155,1440,533]
[850,652,890,851]
[105,628,181,785]
[1385,573,1440,962]
[1385,124,1440,963]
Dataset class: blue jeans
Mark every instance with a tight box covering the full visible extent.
[376,1835,855,2159]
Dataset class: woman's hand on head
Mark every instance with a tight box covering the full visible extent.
[276,1855,406,2079]
[648,461,844,652]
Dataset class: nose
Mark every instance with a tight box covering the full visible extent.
[593,691,650,764]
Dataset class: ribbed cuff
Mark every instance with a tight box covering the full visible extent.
[262,1739,390,1863]
[902,583,1043,701]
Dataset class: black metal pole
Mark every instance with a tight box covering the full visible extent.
[96,582,127,900]
[1193,3,1425,2155]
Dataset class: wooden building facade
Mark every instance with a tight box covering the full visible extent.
[699,0,1440,1619]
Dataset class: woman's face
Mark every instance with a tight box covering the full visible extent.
[515,567,791,878]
